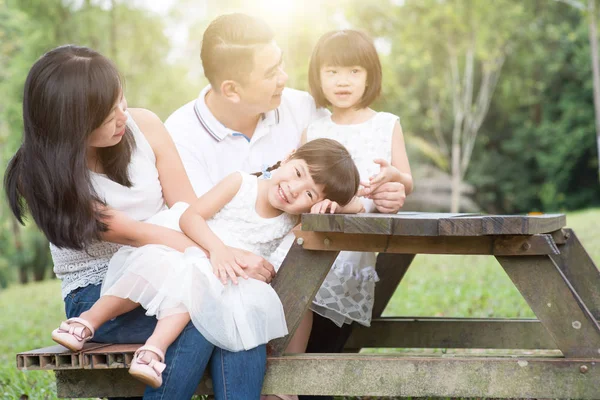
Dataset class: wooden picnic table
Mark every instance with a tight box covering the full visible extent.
[17,212,600,398]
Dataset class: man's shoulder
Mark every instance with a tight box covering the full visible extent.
[164,99,197,132]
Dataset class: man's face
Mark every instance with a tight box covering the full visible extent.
[238,41,288,115]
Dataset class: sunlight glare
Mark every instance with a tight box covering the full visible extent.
[256,0,298,21]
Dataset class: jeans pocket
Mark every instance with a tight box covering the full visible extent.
[65,284,101,318]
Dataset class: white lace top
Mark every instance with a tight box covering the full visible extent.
[305,112,398,326]
[51,113,166,298]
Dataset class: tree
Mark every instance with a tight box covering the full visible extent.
[349,0,527,212]
[557,0,600,182]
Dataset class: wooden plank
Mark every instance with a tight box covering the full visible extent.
[301,212,477,236]
[55,369,212,398]
[497,255,600,358]
[270,242,339,355]
[342,214,392,234]
[439,214,566,236]
[300,213,345,232]
[438,215,485,236]
[82,343,139,369]
[17,343,110,370]
[346,318,558,349]
[295,231,560,255]
[55,355,600,398]
[551,228,600,320]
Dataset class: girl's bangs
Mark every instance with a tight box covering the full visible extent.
[319,34,368,67]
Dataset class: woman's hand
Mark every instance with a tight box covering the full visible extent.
[209,246,248,285]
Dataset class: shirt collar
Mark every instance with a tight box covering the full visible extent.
[194,85,280,142]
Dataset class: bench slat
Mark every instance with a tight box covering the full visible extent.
[52,354,600,398]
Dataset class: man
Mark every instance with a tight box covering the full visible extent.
[165,13,407,399]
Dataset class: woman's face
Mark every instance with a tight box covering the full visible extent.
[88,94,128,149]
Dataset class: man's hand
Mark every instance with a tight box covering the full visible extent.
[228,247,275,283]
[364,181,406,214]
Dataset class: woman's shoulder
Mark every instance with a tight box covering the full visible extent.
[127,108,163,138]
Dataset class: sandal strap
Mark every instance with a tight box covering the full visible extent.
[134,345,165,363]
[65,317,95,339]
[147,358,167,375]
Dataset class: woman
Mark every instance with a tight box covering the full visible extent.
[4,45,268,399]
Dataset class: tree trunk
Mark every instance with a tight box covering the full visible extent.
[589,0,600,181]
[451,143,461,213]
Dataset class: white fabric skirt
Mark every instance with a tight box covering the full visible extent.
[101,209,288,352]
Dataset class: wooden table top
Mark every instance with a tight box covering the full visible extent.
[300,212,566,236]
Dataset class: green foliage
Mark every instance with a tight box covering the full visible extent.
[470,1,600,213]
[347,0,600,213]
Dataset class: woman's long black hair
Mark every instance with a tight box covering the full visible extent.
[4,45,135,250]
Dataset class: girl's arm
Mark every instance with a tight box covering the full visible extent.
[128,108,197,206]
[99,208,203,253]
[390,121,413,195]
[179,173,248,284]
[365,121,413,194]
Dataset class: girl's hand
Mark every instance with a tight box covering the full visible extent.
[360,159,402,198]
[209,247,248,285]
[311,197,365,214]
[311,199,340,214]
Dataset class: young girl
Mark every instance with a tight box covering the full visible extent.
[302,30,413,332]
[51,138,361,388]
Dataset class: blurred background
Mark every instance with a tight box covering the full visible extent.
[1,1,600,398]
[1,0,599,287]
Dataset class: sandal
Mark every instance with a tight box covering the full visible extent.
[51,317,95,352]
[129,345,166,389]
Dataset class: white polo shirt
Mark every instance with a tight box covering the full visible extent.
[165,85,328,197]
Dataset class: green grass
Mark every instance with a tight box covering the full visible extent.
[0,279,65,399]
[1,209,599,399]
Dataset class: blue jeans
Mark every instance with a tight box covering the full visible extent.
[65,284,266,400]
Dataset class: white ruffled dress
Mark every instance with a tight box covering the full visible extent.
[305,112,399,327]
[101,172,297,352]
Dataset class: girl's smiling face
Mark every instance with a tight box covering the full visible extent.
[267,158,326,215]
[319,64,368,110]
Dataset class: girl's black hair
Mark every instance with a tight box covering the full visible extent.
[255,139,360,207]
[4,45,135,250]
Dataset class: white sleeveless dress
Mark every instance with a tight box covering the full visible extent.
[101,172,296,352]
[305,112,399,327]
[51,112,166,299]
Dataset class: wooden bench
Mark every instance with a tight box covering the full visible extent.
[17,212,600,398]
